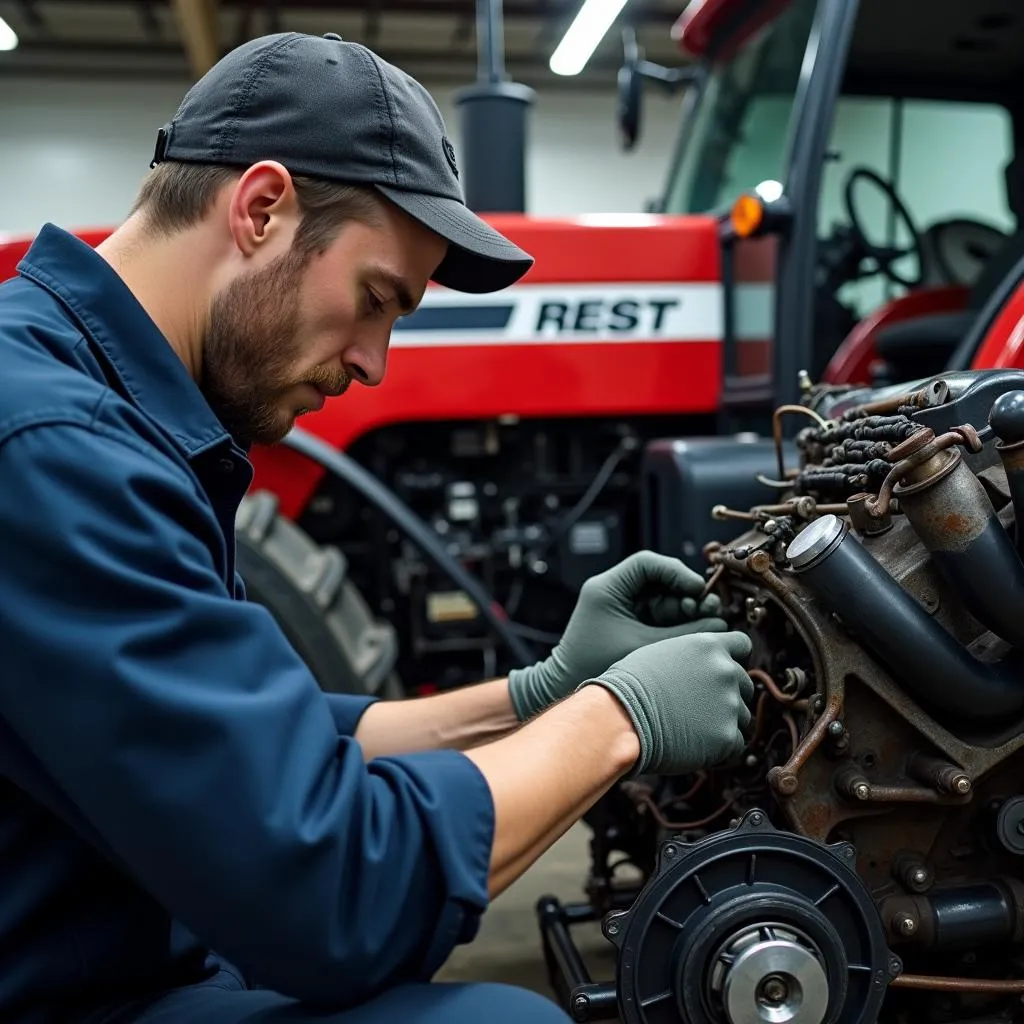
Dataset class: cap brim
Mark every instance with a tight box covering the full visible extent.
[376,185,534,294]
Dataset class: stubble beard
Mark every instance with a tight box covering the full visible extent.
[201,248,350,448]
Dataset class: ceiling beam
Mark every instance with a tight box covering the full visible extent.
[98,0,679,25]
[4,38,628,75]
[172,0,220,78]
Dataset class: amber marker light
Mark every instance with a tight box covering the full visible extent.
[730,193,765,238]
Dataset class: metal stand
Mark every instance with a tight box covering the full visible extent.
[536,895,620,1021]
[454,0,535,213]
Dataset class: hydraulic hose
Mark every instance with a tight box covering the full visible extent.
[280,427,535,668]
[991,390,1024,556]
[786,515,1024,724]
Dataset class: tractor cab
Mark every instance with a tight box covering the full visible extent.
[627,0,1024,419]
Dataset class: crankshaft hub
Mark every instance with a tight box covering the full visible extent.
[711,923,829,1024]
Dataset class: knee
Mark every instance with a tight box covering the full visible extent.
[458,983,572,1023]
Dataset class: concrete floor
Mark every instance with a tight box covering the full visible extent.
[435,822,620,1017]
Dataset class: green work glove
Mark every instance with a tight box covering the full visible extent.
[507,551,725,721]
[582,631,754,776]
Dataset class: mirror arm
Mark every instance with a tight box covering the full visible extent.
[635,60,698,93]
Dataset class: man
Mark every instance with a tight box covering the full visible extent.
[0,32,754,1024]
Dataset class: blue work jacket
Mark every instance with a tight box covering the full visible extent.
[0,225,495,1022]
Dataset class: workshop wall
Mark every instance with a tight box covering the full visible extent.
[0,77,683,236]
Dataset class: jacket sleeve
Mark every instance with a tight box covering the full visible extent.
[0,420,495,1006]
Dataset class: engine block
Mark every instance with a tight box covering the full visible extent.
[540,369,1024,1024]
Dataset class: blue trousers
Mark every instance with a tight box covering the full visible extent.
[124,976,573,1023]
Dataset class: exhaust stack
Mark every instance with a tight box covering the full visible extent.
[454,0,536,213]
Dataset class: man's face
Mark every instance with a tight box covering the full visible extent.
[201,199,446,447]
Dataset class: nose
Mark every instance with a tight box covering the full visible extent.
[343,341,388,388]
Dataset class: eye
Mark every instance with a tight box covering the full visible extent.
[365,288,386,316]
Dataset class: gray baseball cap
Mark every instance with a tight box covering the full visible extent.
[150,31,534,294]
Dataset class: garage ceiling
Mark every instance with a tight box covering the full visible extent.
[0,0,693,88]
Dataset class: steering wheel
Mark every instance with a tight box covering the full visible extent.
[843,166,924,289]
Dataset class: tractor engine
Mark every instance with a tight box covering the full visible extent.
[540,369,1024,1024]
[298,413,711,693]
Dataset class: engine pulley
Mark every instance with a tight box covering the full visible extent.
[602,810,900,1024]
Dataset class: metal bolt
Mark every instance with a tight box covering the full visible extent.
[606,922,620,936]
[769,768,799,796]
[910,867,930,888]
[828,721,844,737]
[843,846,856,859]
[889,956,903,976]
[894,913,917,937]
[664,844,677,858]
[761,977,788,1003]
[573,995,589,1014]
[749,812,764,826]
[749,550,771,574]
[953,775,972,794]
[745,754,759,768]
[853,782,870,800]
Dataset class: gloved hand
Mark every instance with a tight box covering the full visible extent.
[581,631,754,776]
[507,551,725,721]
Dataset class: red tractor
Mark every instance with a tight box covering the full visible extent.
[4,0,1024,706]
[5,1,1024,1017]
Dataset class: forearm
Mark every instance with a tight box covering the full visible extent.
[354,677,520,760]
[464,685,639,898]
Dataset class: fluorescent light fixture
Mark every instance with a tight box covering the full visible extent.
[0,15,18,51]
[550,0,630,77]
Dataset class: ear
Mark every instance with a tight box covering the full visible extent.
[226,161,299,257]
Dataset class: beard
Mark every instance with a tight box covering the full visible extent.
[201,248,350,447]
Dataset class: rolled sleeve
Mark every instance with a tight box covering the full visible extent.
[325,692,380,737]
[0,417,495,1006]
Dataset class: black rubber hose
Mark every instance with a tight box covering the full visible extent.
[896,453,1024,650]
[281,427,535,668]
[786,515,1024,724]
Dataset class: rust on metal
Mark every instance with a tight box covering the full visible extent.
[896,452,991,554]
[768,690,843,799]
[890,974,1024,993]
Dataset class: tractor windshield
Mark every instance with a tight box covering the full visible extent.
[662,0,819,214]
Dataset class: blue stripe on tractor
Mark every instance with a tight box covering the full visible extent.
[393,304,515,331]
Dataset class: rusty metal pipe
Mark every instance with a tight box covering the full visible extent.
[890,973,1024,993]
[785,515,1024,724]
[895,448,1024,650]
[991,390,1024,556]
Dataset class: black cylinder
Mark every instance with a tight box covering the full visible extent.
[990,390,1024,444]
[454,82,535,213]
[897,453,1024,649]
[991,390,1024,557]
[786,515,1024,723]
[930,883,1015,950]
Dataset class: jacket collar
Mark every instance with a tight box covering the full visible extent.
[17,223,233,460]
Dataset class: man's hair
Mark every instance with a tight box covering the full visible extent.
[130,160,384,257]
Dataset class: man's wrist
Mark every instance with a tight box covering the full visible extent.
[569,684,641,775]
[507,659,552,721]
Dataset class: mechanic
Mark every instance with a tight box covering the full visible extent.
[0,31,755,1024]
